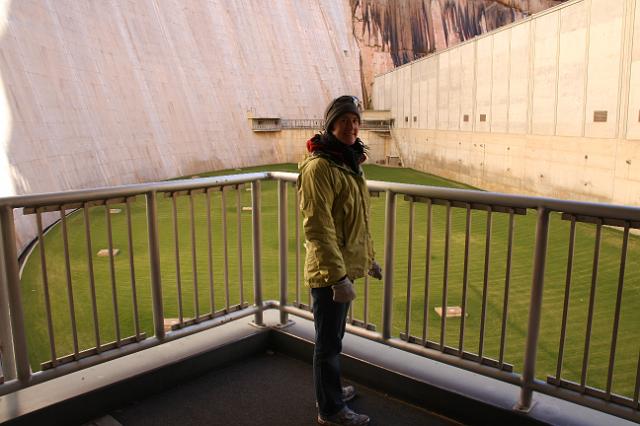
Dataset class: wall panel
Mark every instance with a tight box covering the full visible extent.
[628,0,640,139]
[391,70,400,127]
[584,0,624,138]
[418,60,428,128]
[384,73,392,110]
[556,2,587,137]
[437,51,449,129]
[427,57,438,129]
[448,47,462,130]
[411,62,420,128]
[475,35,493,132]
[403,66,412,128]
[460,42,475,132]
[531,11,559,135]
[491,29,510,133]
[509,21,531,134]
[373,75,382,109]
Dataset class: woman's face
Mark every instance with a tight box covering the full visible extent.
[331,112,360,146]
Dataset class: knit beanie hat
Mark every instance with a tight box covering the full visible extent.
[324,95,362,132]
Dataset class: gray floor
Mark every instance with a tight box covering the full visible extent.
[108,351,459,426]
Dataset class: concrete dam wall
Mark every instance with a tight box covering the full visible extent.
[0,0,362,249]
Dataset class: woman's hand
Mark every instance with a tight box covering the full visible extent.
[332,276,356,303]
[368,260,382,280]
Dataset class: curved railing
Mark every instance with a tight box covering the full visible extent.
[0,172,638,422]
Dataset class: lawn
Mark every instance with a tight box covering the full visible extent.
[19,163,640,400]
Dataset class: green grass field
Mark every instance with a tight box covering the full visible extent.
[19,164,640,400]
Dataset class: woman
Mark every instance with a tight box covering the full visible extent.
[298,95,382,426]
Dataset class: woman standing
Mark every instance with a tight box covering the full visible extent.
[298,95,382,426]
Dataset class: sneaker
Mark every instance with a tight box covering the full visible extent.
[318,406,370,426]
[341,385,356,402]
[316,385,358,408]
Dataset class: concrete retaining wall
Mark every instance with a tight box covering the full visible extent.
[373,0,640,206]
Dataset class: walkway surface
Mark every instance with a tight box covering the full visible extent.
[105,351,460,426]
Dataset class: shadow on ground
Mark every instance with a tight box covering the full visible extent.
[108,352,458,426]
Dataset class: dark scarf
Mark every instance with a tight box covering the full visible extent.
[306,133,367,175]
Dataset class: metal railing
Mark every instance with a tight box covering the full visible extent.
[251,120,281,131]
[249,116,390,132]
[270,172,640,422]
[0,174,267,394]
[278,118,389,132]
[280,119,324,129]
[360,121,391,131]
[0,172,639,422]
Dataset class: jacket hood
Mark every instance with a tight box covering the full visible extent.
[299,133,366,176]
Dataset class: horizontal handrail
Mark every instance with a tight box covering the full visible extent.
[281,119,324,129]
[269,171,640,221]
[5,171,640,223]
[0,173,270,209]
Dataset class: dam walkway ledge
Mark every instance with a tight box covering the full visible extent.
[0,171,638,424]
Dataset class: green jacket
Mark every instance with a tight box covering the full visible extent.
[297,154,375,288]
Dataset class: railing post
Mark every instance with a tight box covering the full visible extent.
[145,191,165,340]
[251,181,264,326]
[278,180,288,325]
[0,217,16,380]
[516,206,550,412]
[0,206,31,382]
[382,190,396,340]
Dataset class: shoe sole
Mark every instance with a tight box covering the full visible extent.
[317,417,370,426]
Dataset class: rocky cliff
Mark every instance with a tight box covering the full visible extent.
[350,0,566,105]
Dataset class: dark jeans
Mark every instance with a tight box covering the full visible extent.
[312,285,350,417]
